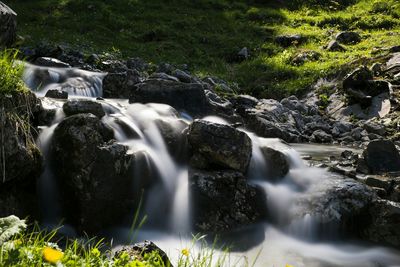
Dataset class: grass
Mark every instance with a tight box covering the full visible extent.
[0,223,254,267]
[4,0,400,98]
[0,50,27,96]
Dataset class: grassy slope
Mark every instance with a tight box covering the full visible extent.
[5,0,400,98]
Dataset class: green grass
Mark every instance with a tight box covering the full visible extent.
[0,224,248,267]
[0,50,27,96]
[4,0,400,98]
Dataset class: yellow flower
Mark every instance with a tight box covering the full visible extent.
[181,248,189,257]
[43,247,63,264]
[286,265,294,267]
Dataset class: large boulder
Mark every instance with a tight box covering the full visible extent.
[187,120,252,173]
[335,31,361,45]
[63,99,105,118]
[51,114,136,233]
[0,2,17,47]
[361,140,400,174]
[130,79,210,116]
[190,169,266,232]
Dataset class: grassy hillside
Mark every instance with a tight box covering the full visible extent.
[5,0,400,98]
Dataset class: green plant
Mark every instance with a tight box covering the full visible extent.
[0,50,27,96]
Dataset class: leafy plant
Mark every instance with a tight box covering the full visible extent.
[0,216,26,245]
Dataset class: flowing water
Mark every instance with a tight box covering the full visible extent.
[26,63,400,267]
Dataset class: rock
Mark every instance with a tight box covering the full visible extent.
[63,99,105,118]
[311,130,333,143]
[114,241,172,267]
[365,176,392,191]
[291,50,320,65]
[275,34,303,47]
[149,72,180,82]
[190,169,265,232]
[130,79,210,117]
[0,2,17,47]
[362,200,400,248]
[52,115,136,233]
[363,122,386,136]
[187,120,252,173]
[362,140,400,174]
[237,47,249,61]
[172,69,193,83]
[370,63,383,75]
[45,89,68,99]
[326,40,346,52]
[305,180,376,234]
[126,57,148,72]
[335,31,361,45]
[231,95,259,109]
[260,146,289,180]
[0,92,42,184]
[98,60,127,72]
[356,157,370,174]
[34,57,71,68]
[343,66,373,89]
[103,70,142,98]
[157,63,175,74]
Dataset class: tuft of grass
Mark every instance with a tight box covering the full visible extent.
[0,50,27,96]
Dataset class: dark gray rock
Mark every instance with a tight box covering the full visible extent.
[362,200,400,248]
[126,57,148,71]
[63,99,105,118]
[311,130,333,143]
[291,50,320,65]
[260,146,289,180]
[237,47,249,61]
[98,60,127,72]
[326,40,346,52]
[188,120,252,173]
[275,34,304,47]
[130,79,210,116]
[363,140,400,174]
[114,241,172,267]
[103,70,142,98]
[0,2,17,47]
[149,72,179,82]
[365,176,393,191]
[363,122,386,136]
[45,89,68,99]
[52,114,136,233]
[34,57,71,68]
[335,31,361,45]
[190,169,265,232]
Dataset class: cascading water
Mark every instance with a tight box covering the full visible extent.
[25,63,400,266]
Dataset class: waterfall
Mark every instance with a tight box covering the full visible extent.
[24,63,400,266]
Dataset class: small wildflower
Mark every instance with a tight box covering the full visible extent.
[43,247,64,264]
[181,248,189,257]
[286,264,294,267]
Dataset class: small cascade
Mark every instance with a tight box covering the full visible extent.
[24,64,400,266]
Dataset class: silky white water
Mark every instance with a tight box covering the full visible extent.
[25,64,400,267]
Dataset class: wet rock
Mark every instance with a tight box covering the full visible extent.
[326,40,346,52]
[188,120,252,173]
[34,57,71,68]
[98,59,127,72]
[103,70,142,98]
[362,200,400,248]
[365,176,393,191]
[0,2,17,47]
[190,169,266,232]
[260,146,289,180]
[231,94,259,110]
[52,114,135,233]
[114,241,172,267]
[311,130,333,143]
[63,99,105,118]
[362,140,400,174]
[126,57,148,72]
[130,79,210,117]
[45,89,68,99]
[275,34,303,47]
[335,31,361,45]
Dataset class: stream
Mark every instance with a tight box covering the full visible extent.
[25,63,400,267]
